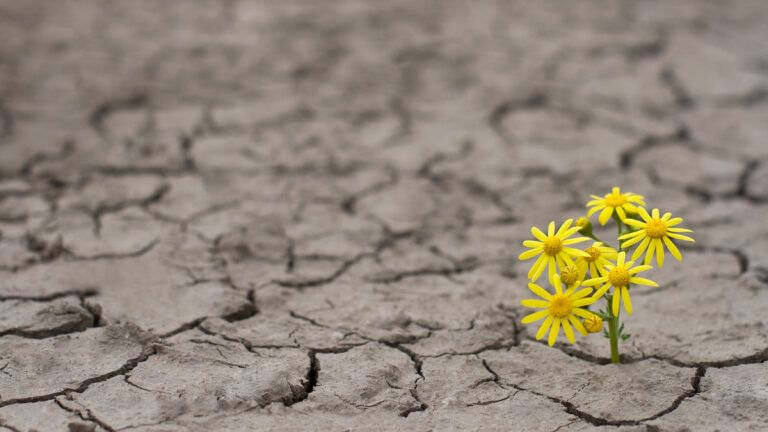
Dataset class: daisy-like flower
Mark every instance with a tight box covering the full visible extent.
[521,275,597,346]
[575,241,618,279]
[583,252,658,316]
[518,219,590,282]
[618,208,695,267]
[586,187,646,225]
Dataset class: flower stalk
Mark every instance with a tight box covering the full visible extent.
[607,295,621,363]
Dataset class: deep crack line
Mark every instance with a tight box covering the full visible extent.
[0,345,157,409]
[484,360,705,427]
[54,397,116,432]
[283,350,319,407]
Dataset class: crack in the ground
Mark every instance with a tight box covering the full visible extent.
[0,288,98,303]
[527,334,768,370]
[483,359,705,426]
[89,93,149,139]
[274,229,415,289]
[0,345,157,409]
[340,166,399,215]
[284,351,319,406]
[54,396,116,432]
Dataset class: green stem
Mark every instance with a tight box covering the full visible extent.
[608,299,620,364]
[612,213,625,240]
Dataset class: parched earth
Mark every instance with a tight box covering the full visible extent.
[0,1,767,431]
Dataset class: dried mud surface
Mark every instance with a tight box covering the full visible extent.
[0,1,767,431]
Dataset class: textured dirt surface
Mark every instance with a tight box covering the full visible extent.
[0,1,767,431]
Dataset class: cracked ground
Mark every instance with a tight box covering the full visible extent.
[0,1,767,431]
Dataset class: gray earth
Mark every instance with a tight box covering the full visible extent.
[1,1,767,431]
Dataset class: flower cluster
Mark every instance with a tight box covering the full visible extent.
[517,187,694,362]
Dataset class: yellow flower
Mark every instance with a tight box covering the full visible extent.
[618,207,695,267]
[521,275,597,346]
[586,187,646,225]
[518,219,590,282]
[583,252,658,316]
[583,314,603,333]
[575,241,618,279]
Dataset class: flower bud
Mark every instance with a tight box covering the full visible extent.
[560,265,581,286]
[583,314,603,333]
[576,217,592,237]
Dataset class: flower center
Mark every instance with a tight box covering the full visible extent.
[608,266,630,288]
[548,294,573,319]
[560,266,580,285]
[604,193,627,208]
[584,246,601,262]
[645,219,667,238]
[542,236,562,256]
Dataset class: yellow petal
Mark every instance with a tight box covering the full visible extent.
[548,221,556,237]
[598,207,613,225]
[582,277,606,287]
[528,282,553,300]
[556,219,573,237]
[521,299,549,309]
[568,315,588,336]
[563,237,591,245]
[573,297,596,307]
[519,248,542,260]
[668,227,693,233]
[667,233,695,242]
[623,219,645,228]
[536,316,553,340]
[655,237,665,267]
[534,256,549,282]
[663,236,683,261]
[666,218,684,227]
[644,238,657,265]
[562,319,575,344]
[621,287,633,315]
[571,287,592,300]
[593,283,611,299]
[616,206,627,221]
[630,277,658,287]
[548,318,561,346]
[621,232,646,249]
[531,226,548,241]
[617,251,626,266]
[521,309,550,324]
[587,205,604,216]
[528,254,546,280]
[547,256,557,280]
[563,247,589,257]
[552,274,563,295]
[628,264,652,274]
[631,237,651,261]
[637,207,651,222]
[624,202,640,212]
[563,227,583,238]
[612,290,621,316]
